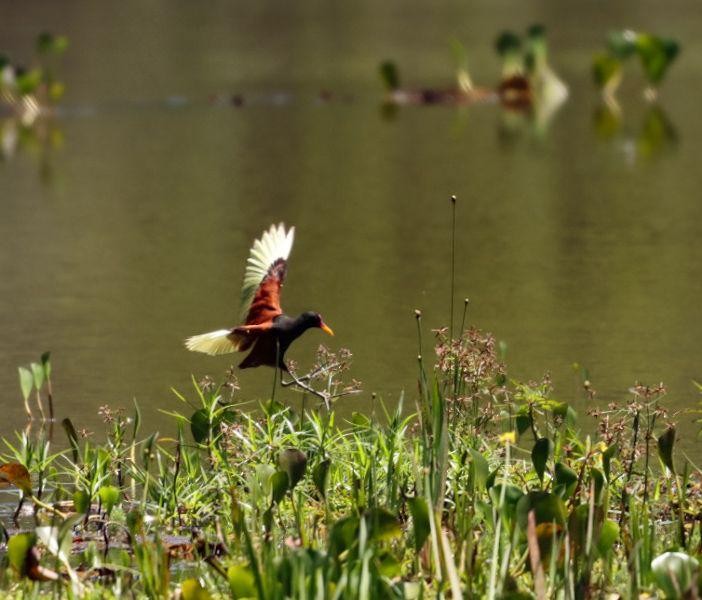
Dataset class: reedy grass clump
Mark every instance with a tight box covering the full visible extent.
[1,336,702,598]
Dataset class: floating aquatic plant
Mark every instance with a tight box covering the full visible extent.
[634,32,680,101]
[450,38,474,94]
[495,30,524,79]
[593,30,680,104]
[378,60,400,93]
[524,24,568,133]
[593,53,623,101]
[0,32,68,127]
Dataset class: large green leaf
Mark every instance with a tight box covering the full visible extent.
[181,579,212,600]
[515,410,532,436]
[253,464,275,502]
[30,362,44,390]
[227,565,256,599]
[16,69,42,95]
[329,515,360,557]
[364,507,401,541]
[190,409,210,444]
[278,449,307,490]
[18,367,34,402]
[516,491,566,531]
[8,533,36,576]
[41,351,52,380]
[567,504,590,551]
[554,462,578,498]
[379,61,400,92]
[590,467,605,503]
[592,53,621,88]
[270,471,289,505]
[73,490,90,514]
[596,520,619,556]
[531,438,552,482]
[126,508,144,534]
[603,443,618,480]
[98,485,120,515]
[568,504,606,555]
[469,448,489,490]
[636,34,680,85]
[658,426,676,474]
[376,550,402,578]
[408,497,430,552]
[489,483,524,523]
[313,459,330,499]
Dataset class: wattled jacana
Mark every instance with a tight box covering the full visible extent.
[185,224,334,374]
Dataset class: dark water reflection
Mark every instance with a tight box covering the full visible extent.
[1,1,702,445]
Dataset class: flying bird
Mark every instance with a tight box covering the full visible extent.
[185,224,334,372]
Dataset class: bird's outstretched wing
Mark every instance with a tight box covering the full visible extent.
[240,223,295,325]
[185,329,248,355]
[184,223,294,356]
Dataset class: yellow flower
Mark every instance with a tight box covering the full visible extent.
[499,431,516,445]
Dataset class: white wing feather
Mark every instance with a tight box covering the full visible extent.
[185,329,238,355]
[239,223,295,319]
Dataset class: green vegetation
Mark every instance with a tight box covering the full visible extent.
[0,32,68,126]
[593,30,681,104]
[1,318,701,598]
[495,32,524,79]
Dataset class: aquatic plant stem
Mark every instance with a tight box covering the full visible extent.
[449,195,457,340]
[620,406,640,527]
[46,377,54,422]
[30,494,69,520]
[488,439,511,600]
[34,387,46,421]
[415,309,423,361]
[460,298,469,337]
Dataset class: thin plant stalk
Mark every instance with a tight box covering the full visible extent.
[460,298,469,337]
[35,387,46,421]
[449,195,457,340]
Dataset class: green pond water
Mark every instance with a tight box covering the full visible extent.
[1,1,702,443]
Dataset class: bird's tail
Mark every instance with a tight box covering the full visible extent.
[184,329,237,356]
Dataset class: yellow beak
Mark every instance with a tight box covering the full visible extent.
[320,322,334,336]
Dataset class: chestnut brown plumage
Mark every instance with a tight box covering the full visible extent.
[185,224,333,371]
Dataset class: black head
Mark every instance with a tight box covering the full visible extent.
[300,311,334,336]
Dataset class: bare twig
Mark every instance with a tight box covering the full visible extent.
[280,362,361,409]
[280,371,331,408]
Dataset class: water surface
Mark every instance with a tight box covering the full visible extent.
[1,1,702,443]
